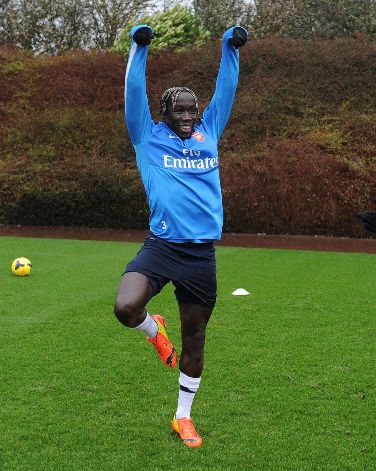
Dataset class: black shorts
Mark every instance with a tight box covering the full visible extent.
[124,233,217,308]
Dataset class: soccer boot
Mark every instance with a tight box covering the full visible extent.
[146,314,177,368]
[171,415,203,448]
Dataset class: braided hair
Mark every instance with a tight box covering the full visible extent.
[159,87,199,115]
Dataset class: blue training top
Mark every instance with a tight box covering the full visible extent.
[125,25,242,243]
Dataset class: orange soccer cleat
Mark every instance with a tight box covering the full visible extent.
[146,314,177,368]
[171,415,203,448]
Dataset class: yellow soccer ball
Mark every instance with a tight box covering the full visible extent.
[11,257,32,276]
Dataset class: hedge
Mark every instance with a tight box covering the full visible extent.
[1,37,375,236]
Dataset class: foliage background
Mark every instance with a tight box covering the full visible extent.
[3,1,376,55]
[113,6,210,55]
[1,36,375,236]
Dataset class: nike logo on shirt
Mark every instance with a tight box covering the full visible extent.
[169,134,179,139]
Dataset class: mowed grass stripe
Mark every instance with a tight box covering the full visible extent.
[0,236,375,470]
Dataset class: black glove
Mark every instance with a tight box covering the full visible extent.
[133,27,154,47]
[228,27,248,49]
[357,198,376,234]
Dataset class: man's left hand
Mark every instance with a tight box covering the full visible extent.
[133,26,154,47]
[228,27,248,49]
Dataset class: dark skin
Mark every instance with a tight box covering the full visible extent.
[114,273,212,378]
[163,92,199,140]
[114,92,212,378]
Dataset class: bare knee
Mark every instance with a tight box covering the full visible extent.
[114,272,153,328]
[114,299,145,328]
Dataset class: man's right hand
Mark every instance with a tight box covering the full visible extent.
[133,27,154,47]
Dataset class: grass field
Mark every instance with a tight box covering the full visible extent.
[1,236,375,471]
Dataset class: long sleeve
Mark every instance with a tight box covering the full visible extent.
[124,25,153,145]
[201,27,243,142]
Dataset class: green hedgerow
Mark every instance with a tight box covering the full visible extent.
[114,6,211,56]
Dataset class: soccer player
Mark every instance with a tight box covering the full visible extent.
[114,24,248,447]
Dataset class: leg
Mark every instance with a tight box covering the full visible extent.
[114,272,153,327]
[114,271,177,368]
[171,302,213,447]
[179,303,213,378]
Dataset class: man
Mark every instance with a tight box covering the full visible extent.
[114,24,247,447]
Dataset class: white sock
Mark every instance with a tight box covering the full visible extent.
[133,312,158,338]
[176,371,201,419]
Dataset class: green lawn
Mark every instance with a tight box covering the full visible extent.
[0,236,375,470]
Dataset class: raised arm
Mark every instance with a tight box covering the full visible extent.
[124,25,154,145]
[201,26,248,141]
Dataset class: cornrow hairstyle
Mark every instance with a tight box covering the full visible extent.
[159,87,199,115]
